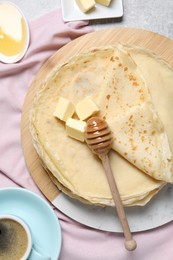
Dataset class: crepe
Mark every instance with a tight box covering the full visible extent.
[96,45,173,182]
[30,44,173,207]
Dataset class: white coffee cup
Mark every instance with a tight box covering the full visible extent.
[0,214,50,260]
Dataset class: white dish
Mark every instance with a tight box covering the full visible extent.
[52,184,173,233]
[61,0,123,22]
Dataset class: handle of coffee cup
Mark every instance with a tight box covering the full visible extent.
[28,243,51,260]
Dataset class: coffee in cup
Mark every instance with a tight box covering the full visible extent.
[0,214,51,260]
[0,215,31,260]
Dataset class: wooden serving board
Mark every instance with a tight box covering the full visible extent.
[21,27,173,204]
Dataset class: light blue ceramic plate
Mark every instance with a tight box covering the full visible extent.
[0,187,62,260]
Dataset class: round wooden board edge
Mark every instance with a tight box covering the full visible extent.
[21,27,173,204]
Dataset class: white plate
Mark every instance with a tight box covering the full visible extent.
[0,187,62,260]
[61,0,123,22]
[52,184,173,233]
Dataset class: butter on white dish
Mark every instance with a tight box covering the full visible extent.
[53,97,75,122]
[96,0,112,6]
[75,0,95,13]
[0,2,30,64]
[66,118,86,142]
[76,97,100,120]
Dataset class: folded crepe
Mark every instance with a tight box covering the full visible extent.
[97,45,173,182]
[30,44,173,207]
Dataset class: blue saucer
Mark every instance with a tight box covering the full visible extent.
[0,187,62,260]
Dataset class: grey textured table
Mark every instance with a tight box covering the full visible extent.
[7,0,173,39]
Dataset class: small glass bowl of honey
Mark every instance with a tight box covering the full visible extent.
[0,1,30,63]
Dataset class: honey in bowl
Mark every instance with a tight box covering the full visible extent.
[0,2,30,63]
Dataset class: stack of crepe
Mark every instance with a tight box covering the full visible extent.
[30,44,173,207]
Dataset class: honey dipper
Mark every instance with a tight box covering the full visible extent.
[85,117,137,251]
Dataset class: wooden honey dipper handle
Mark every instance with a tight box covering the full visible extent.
[85,117,137,251]
[100,154,137,251]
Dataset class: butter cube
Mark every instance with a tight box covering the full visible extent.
[76,97,100,121]
[66,118,86,142]
[95,0,112,6]
[76,0,95,13]
[53,97,75,122]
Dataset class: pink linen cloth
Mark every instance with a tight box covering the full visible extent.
[0,8,173,260]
